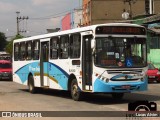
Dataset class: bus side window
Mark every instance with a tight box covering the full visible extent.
[14,43,19,61]
[50,37,59,59]
[20,42,26,60]
[59,35,69,59]
[26,41,32,60]
[70,33,81,58]
[33,40,40,60]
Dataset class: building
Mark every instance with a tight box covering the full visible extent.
[82,0,160,26]
[61,13,71,31]
[61,9,82,31]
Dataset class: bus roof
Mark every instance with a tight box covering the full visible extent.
[14,23,145,43]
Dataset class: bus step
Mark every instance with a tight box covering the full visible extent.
[42,86,49,89]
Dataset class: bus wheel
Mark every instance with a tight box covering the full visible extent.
[28,75,36,93]
[112,93,124,99]
[71,79,81,101]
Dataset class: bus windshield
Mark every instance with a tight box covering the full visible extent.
[95,37,147,68]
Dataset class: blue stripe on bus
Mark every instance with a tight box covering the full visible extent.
[15,62,40,83]
[15,62,69,90]
[49,62,69,90]
[49,62,69,78]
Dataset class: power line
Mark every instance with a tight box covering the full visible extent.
[14,6,83,36]
[29,6,82,20]
[30,14,65,20]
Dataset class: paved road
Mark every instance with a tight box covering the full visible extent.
[0,81,160,120]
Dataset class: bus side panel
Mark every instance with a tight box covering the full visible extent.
[34,75,41,87]
[13,61,28,85]
[13,61,41,87]
[48,61,69,90]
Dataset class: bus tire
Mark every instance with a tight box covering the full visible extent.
[28,75,37,94]
[112,93,124,99]
[70,79,82,101]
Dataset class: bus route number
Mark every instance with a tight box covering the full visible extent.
[69,69,76,72]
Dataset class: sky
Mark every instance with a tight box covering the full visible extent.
[0,0,82,39]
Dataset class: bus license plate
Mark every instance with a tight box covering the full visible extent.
[122,85,130,89]
[3,74,9,77]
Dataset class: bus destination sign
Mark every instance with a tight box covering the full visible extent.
[96,26,146,35]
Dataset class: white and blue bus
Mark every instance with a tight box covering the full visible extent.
[13,23,148,101]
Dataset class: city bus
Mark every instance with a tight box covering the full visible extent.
[13,23,148,101]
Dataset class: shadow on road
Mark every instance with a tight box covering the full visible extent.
[0,80,12,82]
[19,88,160,105]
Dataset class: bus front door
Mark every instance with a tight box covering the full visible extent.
[82,35,93,91]
[40,41,49,87]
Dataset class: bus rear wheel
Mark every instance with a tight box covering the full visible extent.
[71,79,82,101]
[28,75,37,93]
[112,93,124,99]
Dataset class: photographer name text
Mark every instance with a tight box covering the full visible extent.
[135,112,159,117]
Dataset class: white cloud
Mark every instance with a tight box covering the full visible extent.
[50,17,63,28]
[1,0,81,37]
[0,1,16,13]
[31,0,55,6]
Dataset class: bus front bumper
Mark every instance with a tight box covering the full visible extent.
[93,79,148,93]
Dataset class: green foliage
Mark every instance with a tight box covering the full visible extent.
[0,32,7,51]
[5,34,24,55]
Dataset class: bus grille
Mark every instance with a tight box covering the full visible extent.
[107,69,142,74]
[108,69,143,81]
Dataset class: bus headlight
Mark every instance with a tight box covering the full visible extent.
[157,71,160,75]
[141,75,147,82]
[105,78,109,83]
[99,76,109,83]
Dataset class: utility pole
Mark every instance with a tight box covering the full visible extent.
[16,11,20,35]
[16,11,29,35]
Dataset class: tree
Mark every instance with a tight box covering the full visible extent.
[0,32,7,51]
[5,34,24,55]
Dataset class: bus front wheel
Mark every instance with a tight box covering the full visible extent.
[112,93,124,99]
[28,75,37,93]
[71,79,82,101]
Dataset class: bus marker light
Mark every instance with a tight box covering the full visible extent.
[95,73,99,76]
[80,71,82,76]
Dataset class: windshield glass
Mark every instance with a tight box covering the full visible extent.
[0,63,12,69]
[95,37,147,68]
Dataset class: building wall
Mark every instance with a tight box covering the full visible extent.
[61,13,71,31]
[91,0,125,24]
[153,0,160,14]
[148,49,160,68]
[61,10,82,30]
[82,0,160,26]
[82,0,91,26]
[73,9,82,28]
